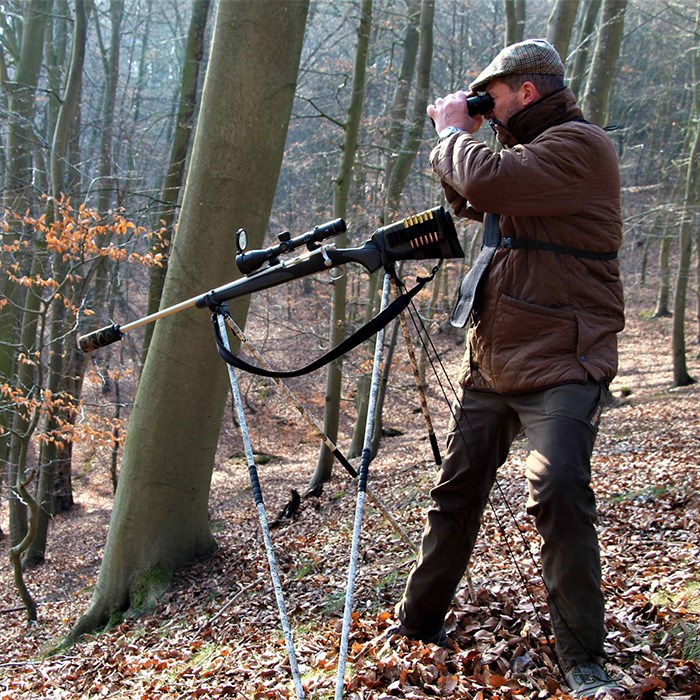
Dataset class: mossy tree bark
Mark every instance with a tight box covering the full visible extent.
[504,0,526,46]
[0,0,49,444]
[567,0,602,99]
[671,54,699,387]
[66,0,309,644]
[371,0,434,453]
[23,0,89,568]
[546,0,580,61]
[143,0,212,360]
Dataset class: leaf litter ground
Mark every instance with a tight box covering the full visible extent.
[1,284,699,699]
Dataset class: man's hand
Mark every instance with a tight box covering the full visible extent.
[427,90,483,134]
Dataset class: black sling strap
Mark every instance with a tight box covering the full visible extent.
[450,213,500,328]
[212,266,438,378]
[450,214,619,329]
[500,236,618,261]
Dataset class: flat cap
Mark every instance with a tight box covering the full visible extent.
[469,38,565,92]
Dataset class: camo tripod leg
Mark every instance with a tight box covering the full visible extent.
[215,310,305,700]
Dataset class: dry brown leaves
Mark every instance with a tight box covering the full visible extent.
[1,284,699,699]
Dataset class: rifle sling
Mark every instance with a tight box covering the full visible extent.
[212,270,434,378]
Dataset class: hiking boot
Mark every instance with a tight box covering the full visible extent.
[385,623,448,647]
[564,660,623,698]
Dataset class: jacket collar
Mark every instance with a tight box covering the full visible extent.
[503,87,585,144]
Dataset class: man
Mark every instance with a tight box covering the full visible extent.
[392,39,625,699]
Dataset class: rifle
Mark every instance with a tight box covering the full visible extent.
[77,205,463,354]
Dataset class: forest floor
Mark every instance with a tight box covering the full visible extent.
[0,282,699,700]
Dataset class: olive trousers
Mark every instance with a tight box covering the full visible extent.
[396,381,607,663]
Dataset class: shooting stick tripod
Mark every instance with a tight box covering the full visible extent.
[212,271,395,700]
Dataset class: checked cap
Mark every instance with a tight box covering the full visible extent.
[469,38,565,92]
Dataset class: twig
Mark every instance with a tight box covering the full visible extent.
[192,577,262,639]
[0,606,27,615]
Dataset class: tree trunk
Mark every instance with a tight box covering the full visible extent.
[7,247,47,547]
[654,115,695,317]
[692,16,700,348]
[696,221,700,347]
[49,0,88,198]
[22,0,90,567]
[653,230,672,318]
[44,0,70,152]
[384,0,434,214]
[504,0,526,46]
[92,0,123,315]
[309,0,372,493]
[581,0,627,126]
[349,270,381,458]
[125,0,153,178]
[0,0,49,439]
[671,51,699,386]
[546,0,580,61]
[66,0,309,643]
[568,0,602,99]
[0,0,48,214]
[366,0,434,455]
[370,315,401,458]
[382,0,420,203]
[23,314,66,567]
[143,0,211,359]
[2,0,54,546]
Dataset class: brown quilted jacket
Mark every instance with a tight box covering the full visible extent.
[430,88,625,393]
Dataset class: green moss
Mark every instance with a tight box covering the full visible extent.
[210,519,225,534]
[609,484,669,503]
[128,565,173,618]
[292,558,318,580]
[323,589,346,615]
[651,579,700,614]
[229,450,277,465]
[106,608,124,630]
[662,620,700,662]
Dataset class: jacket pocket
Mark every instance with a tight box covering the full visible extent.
[490,295,585,390]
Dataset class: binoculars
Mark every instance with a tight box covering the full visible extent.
[466,93,495,117]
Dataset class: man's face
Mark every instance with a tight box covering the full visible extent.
[483,78,527,143]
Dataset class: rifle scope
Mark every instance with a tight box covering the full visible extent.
[236,218,346,275]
